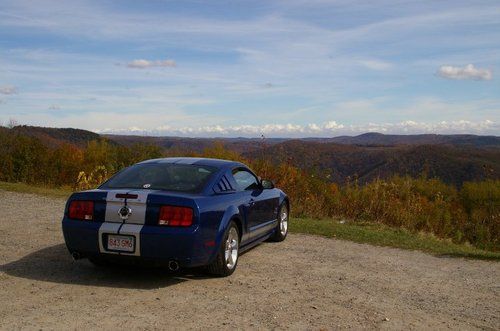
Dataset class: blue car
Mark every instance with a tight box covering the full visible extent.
[62,157,289,276]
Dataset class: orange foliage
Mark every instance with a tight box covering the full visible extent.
[0,132,497,251]
[195,144,498,250]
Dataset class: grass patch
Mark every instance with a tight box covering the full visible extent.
[0,181,498,260]
[0,181,73,199]
[290,217,500,261]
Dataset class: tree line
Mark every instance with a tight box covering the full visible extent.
[0,129,498,251]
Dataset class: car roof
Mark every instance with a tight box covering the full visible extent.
[139,157,245,169]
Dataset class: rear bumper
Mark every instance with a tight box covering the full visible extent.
[62,219,216,267]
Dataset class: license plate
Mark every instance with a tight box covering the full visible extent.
[107,234,135,252]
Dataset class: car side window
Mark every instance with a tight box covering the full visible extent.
[232,169,260,191]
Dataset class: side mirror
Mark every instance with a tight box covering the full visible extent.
[261,179,275,189]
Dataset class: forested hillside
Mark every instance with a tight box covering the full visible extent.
[11,125,101,148]
[244,140,500,187]
[3,125,500,187]
[0,125,498,251]
[104,134,281,154]
[327,132,500,147]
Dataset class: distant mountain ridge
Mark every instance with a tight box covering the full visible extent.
[102,134,286,154]
[3,125,499,186]
[9,125,499,148]
[11,125,101,148]
[325,132,500,147]
[243,140,500,187]
[105,132,500,152]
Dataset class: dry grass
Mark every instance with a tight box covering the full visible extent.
[0,181,497,260]
[290,218,500,260]
[0,181,72,199]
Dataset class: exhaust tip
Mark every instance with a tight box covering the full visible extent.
[168,260,180,271]
[71,252,81,260]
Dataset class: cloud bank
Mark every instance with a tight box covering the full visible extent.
[126,59,177,69]
[0,85,17,95]
[95,120,498,137]
[437,64,492,80]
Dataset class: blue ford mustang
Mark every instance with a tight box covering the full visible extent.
[62,157,289,276]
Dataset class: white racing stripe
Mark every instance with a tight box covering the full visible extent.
[104,190,149,225]
[117,224,143,257]
[98,190,153,256]
[98,222,122,255]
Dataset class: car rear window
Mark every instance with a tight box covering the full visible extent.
[100,163,217,193]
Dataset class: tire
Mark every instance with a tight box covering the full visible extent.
[207,221,240,277]
[270,203,288,242]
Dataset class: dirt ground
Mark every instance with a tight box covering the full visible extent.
[0,190,499,330]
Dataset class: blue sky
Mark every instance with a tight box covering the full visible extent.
[0,0,499,137]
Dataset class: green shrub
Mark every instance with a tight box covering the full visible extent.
[0,131,498,251]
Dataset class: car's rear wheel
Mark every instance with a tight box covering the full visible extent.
[207,221,239,276]
[270,203,288,242]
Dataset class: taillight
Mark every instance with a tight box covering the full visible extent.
[68,201,94,220]
[158,205,193,227]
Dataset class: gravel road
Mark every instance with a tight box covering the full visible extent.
[0,190,499,330]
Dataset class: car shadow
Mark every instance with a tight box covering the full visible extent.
[0,244,213,289]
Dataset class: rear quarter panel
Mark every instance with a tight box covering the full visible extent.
[196,193,249,250]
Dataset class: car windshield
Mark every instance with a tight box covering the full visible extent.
[100,163,217,193]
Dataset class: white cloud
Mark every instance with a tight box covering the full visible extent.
[324,121,344,130]
[0,85,17,94]
[95,120,498,137]
[307,123,321,131]
[344,119,498,135]
[437,64,492,81]
[126,59,176,69]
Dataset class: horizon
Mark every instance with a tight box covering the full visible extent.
[1,1,499,137]
[6,124,500,139]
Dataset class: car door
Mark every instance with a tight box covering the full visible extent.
[231,168,277,240]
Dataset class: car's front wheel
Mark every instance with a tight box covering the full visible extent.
[207,221,239,276]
